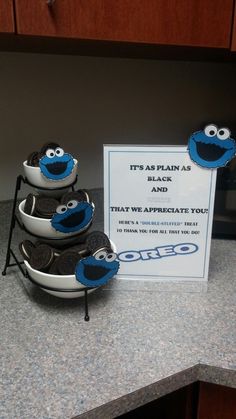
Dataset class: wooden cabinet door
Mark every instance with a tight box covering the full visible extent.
[197,382,236,419]
[0,0,14,33]
[15,0,233,48]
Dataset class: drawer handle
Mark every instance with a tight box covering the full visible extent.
[46,0,55,6]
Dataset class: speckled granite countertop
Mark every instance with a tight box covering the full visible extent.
[0,192,236,419]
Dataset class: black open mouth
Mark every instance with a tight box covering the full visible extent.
[46,161,67,175]
[83,264,109,280]
[195,140,227,162]
[60,210,85,228]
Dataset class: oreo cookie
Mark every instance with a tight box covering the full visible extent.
[40,142,60,155]
[34,240,44,247]
[19,240,35,261]
[56,251,81,275]
[24,193,36,216]
[60,190,90,205]
[34,240,61,257]
[86,231,111,254]
[48,259,60,275]
[27,151,40,167]
[69,243,90,257]
[35,196,59,219]
[53,248,61,257]
[29,244,54,271]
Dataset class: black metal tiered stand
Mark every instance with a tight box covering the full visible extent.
[2,174,95,321]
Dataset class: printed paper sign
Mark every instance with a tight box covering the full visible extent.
[104,145,217,282]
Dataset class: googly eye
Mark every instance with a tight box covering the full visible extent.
[105,253,117,262]
[46,148,55,158]
[217,128,231,140]
[56,205,67,214]
[94,250,107,261]
[67,200,78,209]
[55,147,64,157]
[204,124,218,137]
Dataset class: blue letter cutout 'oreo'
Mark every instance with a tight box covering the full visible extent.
[75,250,119,287]
[39,147,75,180]
[51,200,94,233]
[188,124,236,169]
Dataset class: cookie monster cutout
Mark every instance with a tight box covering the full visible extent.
[188,124,236,169]
[39,147,75,180]
[75,250,119,287]
[51,200,94,233]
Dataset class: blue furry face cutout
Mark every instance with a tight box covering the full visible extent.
[188,125,236,169]
[75,250,119,287]
[39,147,75,180]
[51,200,94,233]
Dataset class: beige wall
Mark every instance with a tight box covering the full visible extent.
[0,51,236,200]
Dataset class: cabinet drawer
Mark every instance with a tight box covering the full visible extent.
[15,0,233,48]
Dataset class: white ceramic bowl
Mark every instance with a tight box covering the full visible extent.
[19,200,92,239]
[24,260,96,298]
[23,159,78,189]
[24,241,116,298]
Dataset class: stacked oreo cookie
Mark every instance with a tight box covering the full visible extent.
[21,142,118,292]
[19,231,112,276]
[24,194,58,219]
[23,189,91,219]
